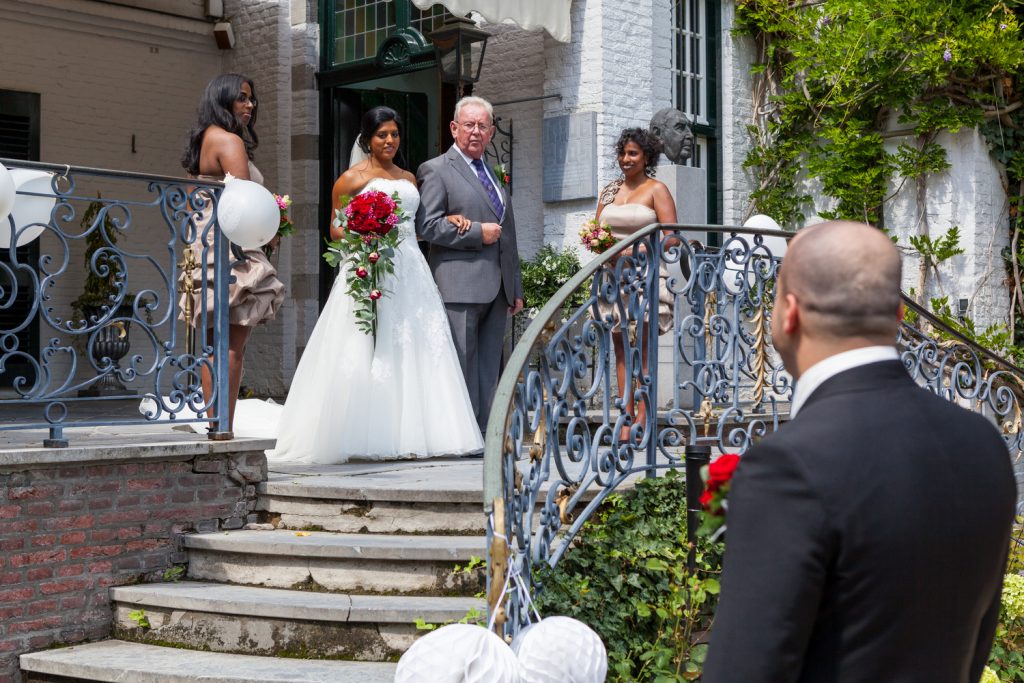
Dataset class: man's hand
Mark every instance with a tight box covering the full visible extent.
[508,298,525,316]
[482,222,502,245]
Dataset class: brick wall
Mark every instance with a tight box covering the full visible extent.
[0,450,266,682]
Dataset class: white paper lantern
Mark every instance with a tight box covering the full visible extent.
[0,169,55,248]
[742,214,781,232]
[742,214,787,258]
[515,616,607,683]
[395,623,521,683]
[0,162,15,229]
[215,176,278,250]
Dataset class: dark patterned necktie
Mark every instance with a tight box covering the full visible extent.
[471,158,503,217]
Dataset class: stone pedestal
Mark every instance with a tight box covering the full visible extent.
[656,163,707,410]
[658,163,707,229]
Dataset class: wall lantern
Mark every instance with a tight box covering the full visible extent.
[429,15,489,95]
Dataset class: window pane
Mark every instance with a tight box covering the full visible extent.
[671,0,707,125]
[333,0,397,65]
[411,3,453,36]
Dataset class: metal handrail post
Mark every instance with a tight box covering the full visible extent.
[208,197,232,440]
[685,444,711,573]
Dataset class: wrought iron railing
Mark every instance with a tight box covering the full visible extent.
[484,223,1024,637]
[0,159,232,445]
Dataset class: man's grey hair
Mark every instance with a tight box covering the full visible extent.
[453,96,494,123]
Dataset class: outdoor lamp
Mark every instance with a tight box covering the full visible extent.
[429,15,489,90]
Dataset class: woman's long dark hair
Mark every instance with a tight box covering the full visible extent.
[181,73,259,175]
[357,106,403,156]
[615,127,663,177]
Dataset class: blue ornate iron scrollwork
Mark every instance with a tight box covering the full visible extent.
[484,224,1024,638]
[0,159,232,445]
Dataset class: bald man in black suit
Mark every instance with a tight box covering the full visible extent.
[703,221,1017,683]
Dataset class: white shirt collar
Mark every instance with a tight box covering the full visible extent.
[790,345,899,417]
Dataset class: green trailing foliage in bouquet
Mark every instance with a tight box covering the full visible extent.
[323,190,404,339]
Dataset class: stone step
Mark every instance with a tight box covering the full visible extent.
[20,640,397,682]
[259,460,487,534]
[111,581,485,660]
[184,529,487,594]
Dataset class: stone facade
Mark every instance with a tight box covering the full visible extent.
[0,0,1016,390]
[0,447,266,681]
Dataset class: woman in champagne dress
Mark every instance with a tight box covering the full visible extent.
[595,127,677,441]
[179,73,284,431]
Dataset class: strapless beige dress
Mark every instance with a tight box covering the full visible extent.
[598,203,673,335]
[178,162,285,328]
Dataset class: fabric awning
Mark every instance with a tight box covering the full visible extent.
[411,0,572,43]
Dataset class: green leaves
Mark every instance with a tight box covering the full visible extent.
[534,471,723,681]
[739,0,1024,225]
[519,244,589,312]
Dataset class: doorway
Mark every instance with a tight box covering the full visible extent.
[319,68,451,307]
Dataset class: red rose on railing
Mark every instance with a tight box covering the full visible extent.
[698,453,740,540]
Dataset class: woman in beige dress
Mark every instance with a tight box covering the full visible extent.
[180,73,284,431]
[595,127,677,441]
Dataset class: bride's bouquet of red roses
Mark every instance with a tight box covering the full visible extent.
[323,190,405,339]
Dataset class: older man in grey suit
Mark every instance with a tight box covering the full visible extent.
[416,96,524,435]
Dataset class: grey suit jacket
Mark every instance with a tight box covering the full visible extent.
[415,145,522,306]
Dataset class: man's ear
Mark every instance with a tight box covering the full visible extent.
[782,293,800,335]
[896,300,905,324]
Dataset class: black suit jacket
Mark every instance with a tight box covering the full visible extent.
[703,360,1017,683]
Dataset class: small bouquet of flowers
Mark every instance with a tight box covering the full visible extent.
[323,190,405,340]
[493,163,510,188]
[579,217,615,254]
[698,453,740,542]
[262,194,294,257]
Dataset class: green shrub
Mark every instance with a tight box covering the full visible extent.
[990,520,1024,682]
[534,470,722,682]
[519,243,589,313]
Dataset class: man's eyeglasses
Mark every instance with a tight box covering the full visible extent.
[236,94,257,106]
[456,122,492,133]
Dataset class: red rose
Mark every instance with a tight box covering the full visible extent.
[356,267,368,279]
[344,191,397,235]
[368,252,380,264]
[369,290,382,301]
[707,454,740,488]
[700,488,714,508]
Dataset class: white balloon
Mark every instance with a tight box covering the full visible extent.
[742,213,782,232]
[395,623,521,683]
[1,169,55,248]
[0,162,15,229]
[516,616,607,683]
[215,176,278,250]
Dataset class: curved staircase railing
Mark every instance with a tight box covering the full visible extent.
[483,223,1024,638]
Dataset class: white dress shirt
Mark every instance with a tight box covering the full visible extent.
[789,345,900,418]
[452,144,504,210]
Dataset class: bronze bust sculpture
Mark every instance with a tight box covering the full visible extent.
[650,108,695,164]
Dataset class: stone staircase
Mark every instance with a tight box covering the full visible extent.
[20,458,491,682]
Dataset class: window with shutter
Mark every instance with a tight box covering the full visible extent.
[0,89,41,390]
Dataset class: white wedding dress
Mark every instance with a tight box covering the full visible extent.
[264,178,483,463]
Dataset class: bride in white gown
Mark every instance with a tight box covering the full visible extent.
[265,107,483,463]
